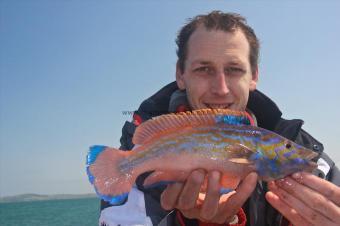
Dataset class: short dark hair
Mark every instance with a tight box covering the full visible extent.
[176,11,260,74]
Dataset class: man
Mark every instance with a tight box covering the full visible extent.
[99,11,340,226]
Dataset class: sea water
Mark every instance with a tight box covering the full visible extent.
[0,197,100,226]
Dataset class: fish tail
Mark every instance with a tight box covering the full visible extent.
[86,145,135,205]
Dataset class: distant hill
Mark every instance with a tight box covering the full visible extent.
[0,193,97,203]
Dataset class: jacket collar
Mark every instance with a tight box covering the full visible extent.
[247,89,282,130]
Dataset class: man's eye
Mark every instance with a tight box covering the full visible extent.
[225,67,245,75]
[194,67,212,74]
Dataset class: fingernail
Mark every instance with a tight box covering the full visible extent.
[197,169,207,175]
[268,181,276,190]
[292,172,301,179]
[192,170,205,183]
[276,179,285,187]
[276,178,293,188]
[292,172,303,183]
[284,179,292,187]
[266,191,279,201]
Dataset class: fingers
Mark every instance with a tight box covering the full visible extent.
[267,181,339,226]
[214,172,257,223]
[161,170,206,210]
[161,170,257,224]
[276,176,340,223]
[200,171,221,220]
[229,172,258,208]
[235,172,258,200]
[292,172,340,206]
[266,190,311,226]
[160,182,183,210]
[177,169,205,210]
[161,169,206,220]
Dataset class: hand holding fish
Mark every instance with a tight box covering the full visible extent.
[161,170,258,224]
[266,172,340,226]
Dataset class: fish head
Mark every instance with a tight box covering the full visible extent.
[253,132,318,181]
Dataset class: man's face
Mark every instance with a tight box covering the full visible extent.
[176,26,258,111]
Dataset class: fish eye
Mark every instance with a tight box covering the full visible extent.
[285,143,292,149]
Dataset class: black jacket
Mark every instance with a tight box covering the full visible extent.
[100,82,340,226]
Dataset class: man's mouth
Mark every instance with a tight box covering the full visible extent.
[205,103,232,109]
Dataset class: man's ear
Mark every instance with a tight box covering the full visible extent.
[249,65,259,91]
[176,61,186,90]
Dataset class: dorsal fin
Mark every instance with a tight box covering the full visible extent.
[132,109,252,145]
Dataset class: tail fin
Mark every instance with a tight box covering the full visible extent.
[86,145,135,205]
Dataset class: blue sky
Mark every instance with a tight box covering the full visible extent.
[1,0,339,197]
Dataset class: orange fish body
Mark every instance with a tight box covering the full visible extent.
[87,109,317,204]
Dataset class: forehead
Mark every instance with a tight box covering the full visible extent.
[186,26,250,65]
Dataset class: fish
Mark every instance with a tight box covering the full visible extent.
[86,109,318,205]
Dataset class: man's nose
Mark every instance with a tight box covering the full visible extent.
[211,71,229,96]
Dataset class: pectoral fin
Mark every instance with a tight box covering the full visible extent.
[228,158,252,164]
[226,143,256,164]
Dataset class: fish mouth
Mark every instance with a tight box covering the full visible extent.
[305,161,318,173]
[300,147,319,160]
[205,103,232,109]
[306,151,319,160]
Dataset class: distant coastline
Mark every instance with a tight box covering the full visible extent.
[0,193,97,203]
